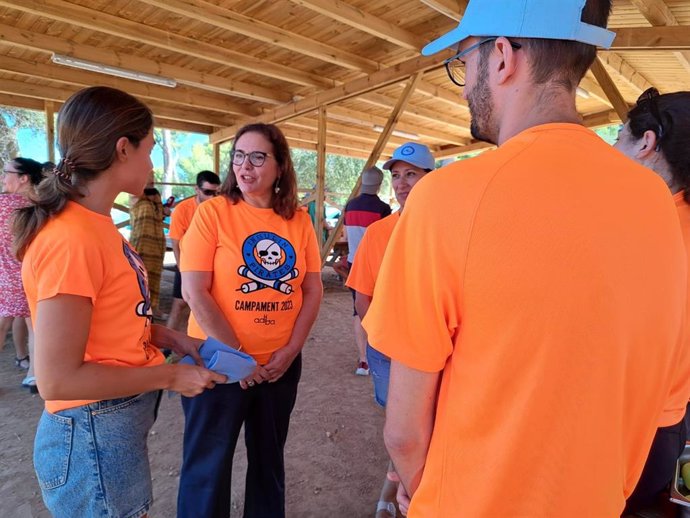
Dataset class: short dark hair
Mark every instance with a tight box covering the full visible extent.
[196,170,220,187]
[481,0,612,90]
[221,123,299,220]
[627,91,690,202]
[12,157,44,185]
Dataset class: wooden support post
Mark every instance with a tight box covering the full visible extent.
[320,72,423,265]
[590,57,630,123]
[213,142,221,174]
[45,100,55,163]
[316,105,327,251]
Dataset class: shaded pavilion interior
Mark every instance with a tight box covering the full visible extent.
[1,0,689,257]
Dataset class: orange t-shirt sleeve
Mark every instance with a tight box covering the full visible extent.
[168,199,191,241]
[363,186,460,372]
[346,229,375,296]
[31,236,103,303]
[180,201,218,272]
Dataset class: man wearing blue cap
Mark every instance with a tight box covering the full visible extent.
[362,1,688,517]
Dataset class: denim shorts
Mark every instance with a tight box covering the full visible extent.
[34,390,162,518]
[366,344,391,407]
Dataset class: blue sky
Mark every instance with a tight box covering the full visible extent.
[16,127,209,168]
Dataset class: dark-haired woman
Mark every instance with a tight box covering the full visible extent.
[615,89,690,515]
[1,157,42,389]
[13,86,224,518]
[178,123,323,518]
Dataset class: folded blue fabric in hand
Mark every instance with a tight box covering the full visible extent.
[180,336,256,383]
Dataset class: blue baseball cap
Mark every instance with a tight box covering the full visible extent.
[382,142,435,171]
[422,0,616,56]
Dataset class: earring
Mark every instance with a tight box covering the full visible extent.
[274,179,281,194]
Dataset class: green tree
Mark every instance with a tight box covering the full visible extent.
[0,107,45,167]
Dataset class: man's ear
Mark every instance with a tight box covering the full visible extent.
[494,37,519,85]
[636,130,659,160]
[115,136,129,162]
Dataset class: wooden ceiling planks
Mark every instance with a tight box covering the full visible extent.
[0,0,689,158]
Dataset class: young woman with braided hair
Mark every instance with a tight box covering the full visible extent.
[13,86,225,518]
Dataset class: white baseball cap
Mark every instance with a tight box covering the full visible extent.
[422,0,616,56]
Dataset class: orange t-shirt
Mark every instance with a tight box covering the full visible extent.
[659,192,690,426]
[22,201,164,413]
[346,212,400,297]
[363,124,687,518]
[180,196,321,364]
[168,196,197,241]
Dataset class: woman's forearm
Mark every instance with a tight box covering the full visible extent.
[39,362,177,401]
[185,289,241,349]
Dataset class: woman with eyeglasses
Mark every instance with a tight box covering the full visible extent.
[1,157,43,390]
[177,123,323,518]
[615,89,690,516]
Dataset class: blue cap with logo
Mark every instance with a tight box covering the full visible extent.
[422,0,616,56]
[382,142,435,172]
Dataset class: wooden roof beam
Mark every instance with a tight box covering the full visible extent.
[0,78,235,128]
[155,118,214,134]
[328,106,469,145]
[0,0,334,89]
[0,24,291,105]
[611,26,690,50]
[0,54,258,118]
[628,0,690,75]
[589,58,630,122]
[359,91,472,135]
[287,0,426,51]
[210,52,456,143]
[598,53,653,93]
[419,0,468,21]
[138,0,379,72]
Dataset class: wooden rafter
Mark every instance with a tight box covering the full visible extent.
[0,24,291,104]
[210,51,453,143]
[0,53,258,117]
[419,0,468,21]
[589,58,630,122]
[287,0,426,51]
[137,0,380,72]
[611,26,690,51]
[0,0,335,88]
[628,0,690,74]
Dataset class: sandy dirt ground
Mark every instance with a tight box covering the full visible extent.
[0,268,390,518]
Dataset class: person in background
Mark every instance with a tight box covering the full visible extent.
[614,89,690,516]
[0,157,43,391]
[13,86,223,518]
[178,123,322,518]
[166,170,220,332]
[129,178,166,317]
[346,142,435,518]
[343,166,391,375]
[363,1,689,516]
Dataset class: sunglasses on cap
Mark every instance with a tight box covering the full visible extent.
[635,87,666,152]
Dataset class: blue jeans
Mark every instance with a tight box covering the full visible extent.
[178,354,302,518]
[34,391,162,518]
[366,344,391,407]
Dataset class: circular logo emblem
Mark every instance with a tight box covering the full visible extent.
[401,145,415,156]
[242,232,296,280]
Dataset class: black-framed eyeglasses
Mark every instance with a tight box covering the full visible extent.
[1,169,22,176]
[635,87,665,151]
[444,37,522,88]
[232,150,273,168]
[200,188,219,196]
